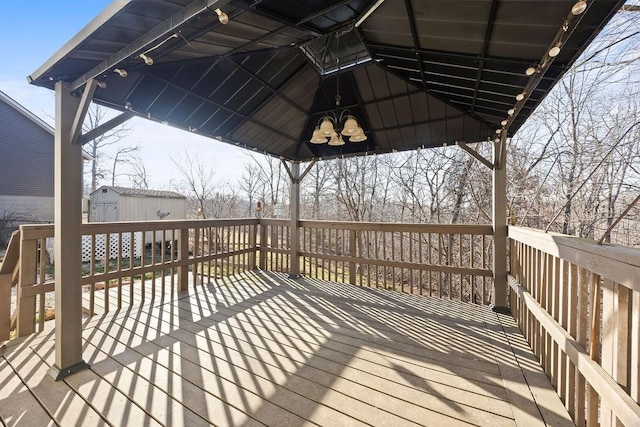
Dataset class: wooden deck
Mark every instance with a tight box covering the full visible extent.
[0,271,573,426]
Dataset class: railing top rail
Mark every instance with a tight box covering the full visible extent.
[299,220,494,233]
[509,226,640,292]
[0,230,20,275]
[19,218,260,239]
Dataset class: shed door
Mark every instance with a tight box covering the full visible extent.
[93,203,117,222]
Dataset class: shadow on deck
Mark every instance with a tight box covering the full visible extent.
[0,271,572,426]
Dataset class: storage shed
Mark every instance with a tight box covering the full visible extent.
[89,186,186,223]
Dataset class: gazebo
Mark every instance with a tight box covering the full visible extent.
[1,1,638,425]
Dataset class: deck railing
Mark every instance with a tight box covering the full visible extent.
[260,219,495,303]
[509,226,640,426]
[1,219,259,339]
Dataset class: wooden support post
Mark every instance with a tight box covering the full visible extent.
[259,223,267,270]
[16,237,37,337]
[492,134,508,312]
[289,161,301,278]
[349,229,357,286]
[249,223,257,270]
[0,274,11,341]
[178,227,189,291]
[48,81,89,381]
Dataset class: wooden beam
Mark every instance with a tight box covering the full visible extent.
[281,159,294,181]
[289,162,301,278]
[49,81,89,381]
[298,159,317,183]
[80,110,135,145]
[457,142,494,170]
[492,133,508,310]
[70,79,98,145]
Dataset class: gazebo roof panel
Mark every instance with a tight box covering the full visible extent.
[28,0,626,161]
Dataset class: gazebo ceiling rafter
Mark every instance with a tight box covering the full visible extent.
[229,56,308,114]
[471,0,500,114]
[224,60,310,138]
[29,0,626,162]
[145,71,298,142]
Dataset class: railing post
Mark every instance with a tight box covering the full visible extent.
[349,229,357,286]
[178,227,189,291]
[492,134,508,312]
[16,231,37,337]
[0,273,11,341]
[49,80,89,380]
[249,222,257,270]
[259,222,267,270]
[289,162,301,278]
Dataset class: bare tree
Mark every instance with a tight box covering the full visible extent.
[171,151,217,218]
[237,164,264,216]
[247,154,287,217]
[83,105,133,191]
[110,145,139,186]
[127,153,150,189]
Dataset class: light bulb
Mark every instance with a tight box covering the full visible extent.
[548,45,561,58]
[310,127,328,144]
[96,81,107,89]
[525,67,536,76]
[140,53,154,65]
[501,120,508,126]
[496,129,502,135]
[215,8,229,24]
[571,1,587,15]
[507,108,515,116]
[516,93,525,101]
[319,117,335,135]
[350,132,367,142]
[114,68,128,78]
[341,116,359,136]
[328,133,345,146]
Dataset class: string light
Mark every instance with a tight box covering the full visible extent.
[139,53,154,65]
[571,1,587,15]
[215,8,229,24]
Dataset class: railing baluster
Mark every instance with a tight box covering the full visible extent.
[129,231,135,306]
[90,233,96,316]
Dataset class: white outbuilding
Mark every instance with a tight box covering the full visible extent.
[89,186,186,223]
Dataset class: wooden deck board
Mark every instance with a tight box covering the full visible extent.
[1,271,573,426]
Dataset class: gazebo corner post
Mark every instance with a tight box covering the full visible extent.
[288,161,301,279]
[283,159,317,279]
[48,80,91,381]
[491,133,509,313]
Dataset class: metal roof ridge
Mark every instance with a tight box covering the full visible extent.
[96,185,186,198]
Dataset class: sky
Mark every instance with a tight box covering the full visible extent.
[0,0,254,191]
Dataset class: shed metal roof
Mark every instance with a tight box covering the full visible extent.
[94,185,186,199]
[29,0,625,161]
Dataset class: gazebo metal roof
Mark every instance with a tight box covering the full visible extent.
[29,0,624,161]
